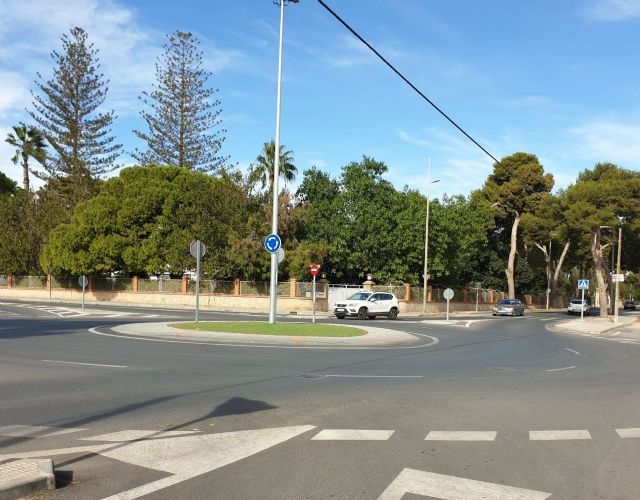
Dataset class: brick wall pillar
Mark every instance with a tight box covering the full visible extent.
[404,283,411,302]
[290,278,297,298]
[427,286,432,302]
[234,278,241,296]
[133,275,139,293]
[463,290,468,302]
[181,275,188,294]
[490,290,495,303]
[88,276,94,293]
[8,275,13,288]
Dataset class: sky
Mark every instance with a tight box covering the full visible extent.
[1,0,639,199]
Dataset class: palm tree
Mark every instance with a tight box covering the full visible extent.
[5,123,47,192]
[249,140,297,191]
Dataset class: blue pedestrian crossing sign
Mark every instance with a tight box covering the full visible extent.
[264,233,282,254]
[578,279,590,290]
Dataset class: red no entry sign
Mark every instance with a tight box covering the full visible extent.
[310,264,320,277]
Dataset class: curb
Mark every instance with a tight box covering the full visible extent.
[0,459,55,500]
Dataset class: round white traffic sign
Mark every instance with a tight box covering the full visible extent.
[277,247,285,264]
[190,240,206,258]
[78,275,88,288]
[443,288,454,300]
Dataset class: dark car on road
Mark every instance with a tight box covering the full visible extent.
[624,301,637,311]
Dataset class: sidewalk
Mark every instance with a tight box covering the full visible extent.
[0,458,55,499]
[550,314,638,335]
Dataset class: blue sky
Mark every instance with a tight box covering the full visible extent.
[1,0,639,198]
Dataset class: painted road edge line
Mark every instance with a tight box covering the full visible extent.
[425,431,497,441]
[546,365,576,372]
[529,430,591,440]
[42,359,127,369]
[311,429,394,441]
[563,347,581,355]
[615,428,640,439]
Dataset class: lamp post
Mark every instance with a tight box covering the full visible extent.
[422,157,440,314]
[268,0,298,324]
[613,219,623,323]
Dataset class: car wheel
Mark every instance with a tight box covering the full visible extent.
[388,307,398,320]
[336,315,346,320]
[357,307,369,320]
[492,313,496,316]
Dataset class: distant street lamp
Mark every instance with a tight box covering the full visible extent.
[423,157,440,314]
[268,0,299,324]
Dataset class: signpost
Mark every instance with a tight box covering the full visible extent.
[578,279,589,321]
[78,275,88,311]
[310,264,320,324]
[443,288,454,321]
[264,234,281,254]
[474,282,482,313]
[190,240,206,323]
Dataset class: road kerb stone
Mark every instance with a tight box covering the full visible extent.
[0,458,55,500]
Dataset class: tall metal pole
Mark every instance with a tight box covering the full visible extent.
[546,237,551,310]
[195,242,201,323]
[610,234,615,315]
[268,0,286,324]
[614,226,622,323]
[422,158,432,314]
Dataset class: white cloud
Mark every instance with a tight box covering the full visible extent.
[585,0,640,21]
[568,119,640,168]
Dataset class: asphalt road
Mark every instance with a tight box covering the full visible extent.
[1,299,639,499]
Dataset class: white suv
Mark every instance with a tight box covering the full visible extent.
[568,298,591,315]
[334,291,400,320]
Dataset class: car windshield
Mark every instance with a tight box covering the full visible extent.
[499,300,516,305]
[347,292,371,301]
[570,300,585,304]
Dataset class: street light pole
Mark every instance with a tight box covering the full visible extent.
[614,225,622,323]
[422,157,440,314]
[546,236,551,310]
[268,0,297,324]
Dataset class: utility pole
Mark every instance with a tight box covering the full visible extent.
[614,225,622,323]
[546,236,551,310]
[422,158,439,314]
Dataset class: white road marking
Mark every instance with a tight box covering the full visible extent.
[420,319,479,328]
[563,348,581,355]
[0,425,86,438]
[425,430,497,441]
[81,430,199,442]
[529,430,591,440]
[311,429,394,441]
[312,374,423,379]
[98,425,315,500]
[546,365,576,372]
[42,359,128,369]
[615,428,640,439]
[539,318,556,321]
[610,331,622,336]
[377,468,551,500]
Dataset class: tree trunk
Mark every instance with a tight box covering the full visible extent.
[22,155,30,193]
[551,240,570,307]
[505,214,520,299]
[590,229,609,318]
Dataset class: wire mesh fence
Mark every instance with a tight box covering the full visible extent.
[12,276,47,288]
[138,278,183,293]
[240,281,289,296]
[372,285,407,297]
[187,280,235,295]
[93,277,134,292]
[0,275,7,287]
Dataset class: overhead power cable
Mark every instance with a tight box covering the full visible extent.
[316,0,501,165]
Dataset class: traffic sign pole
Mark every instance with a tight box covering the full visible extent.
[82,275,86,311]
[312,275,316,324]
[580,288,585,321]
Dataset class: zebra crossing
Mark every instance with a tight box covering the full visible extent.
[0,302,164,319]
[3,423,640,443]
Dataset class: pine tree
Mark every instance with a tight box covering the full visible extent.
[29,27,121,204]
[133,31,228,173]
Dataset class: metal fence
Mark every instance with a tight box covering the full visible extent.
[240,281,289,296]
[50,277,82,289]
[372,284,407,297]
[0,275,7,287]
[93,277,134,292]
[187,280,235,295]
[138,278,183,293]
[12,276,47,289]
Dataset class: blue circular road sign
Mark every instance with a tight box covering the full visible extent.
[264,233,282,254]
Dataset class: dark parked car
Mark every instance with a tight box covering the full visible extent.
[624,301,637,311]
